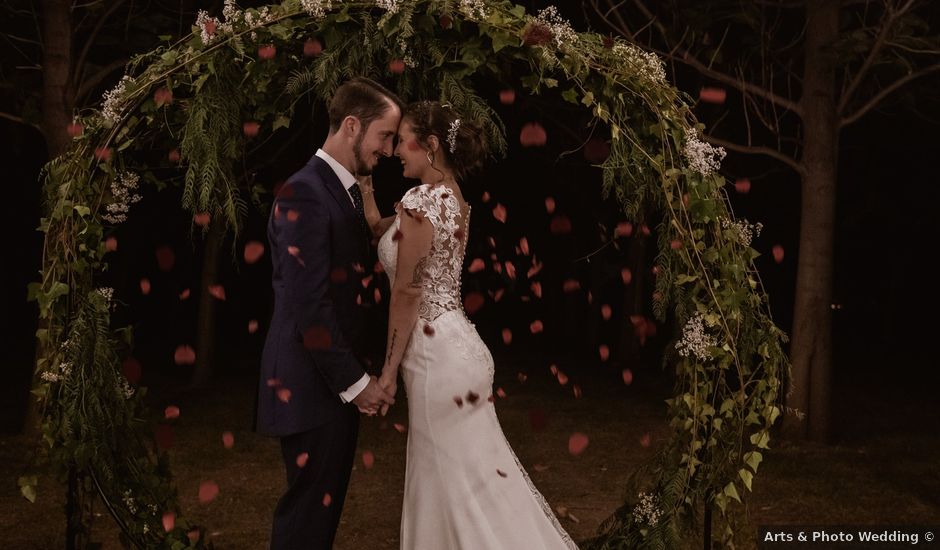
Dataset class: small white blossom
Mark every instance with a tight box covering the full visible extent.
[682,129,726,177]
[398,37,417,67]
[300,0,332,18]
[534,6,578,50]
[41,371,61,383]
[96,287,115,302]
[123,490,139,514]
[196,10,221,45]
[376,0,400,14]
[612,42,667,86]
[243,6,275,29]
[720,217,763,248]
[675,312,716,362]
[103,171,142,224]
[101,75,134,125]
[59,362,73,377]
[459,0,488,20]
[632,492,663,526]
[142,524,149,534]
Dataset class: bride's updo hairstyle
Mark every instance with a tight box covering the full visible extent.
[403,100,487,181]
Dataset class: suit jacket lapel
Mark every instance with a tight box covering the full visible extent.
[308,155,369,251]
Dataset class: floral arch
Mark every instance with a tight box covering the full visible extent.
[26,0,789,548]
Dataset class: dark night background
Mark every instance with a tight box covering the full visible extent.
[1,0,939,547]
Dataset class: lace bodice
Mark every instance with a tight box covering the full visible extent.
[378,184,470,323]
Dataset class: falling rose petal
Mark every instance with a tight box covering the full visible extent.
[277,387,292,403]
[499,89,516,105]
[362,450,375,469]
[174,345,196,365]
[392,230,404,241]
[164,406,180,420]
[519,122,547,147]
[583,138,611,164]
[492,203,507,223]
[549,364,559,376]
[504,261,516,279]
[105,236,118,252]
[468,258,485,273]
[248,319,259,334]
[208,284,226,301]
[453,396,464,408]
[464,292,485,315]
[772,245,785,263]
[640,433,651,447]
[493,262,503,275]
[530,281,543,298]
[556,371,569,386]
[568,433,589,456]
[544,196,556,214]
[389,59,406,73]
[563,279,581,293]
[162,512,176,532]
[652,265,661,277]
[187,530,200,544]
[533,463,549,472]
[573,384,582,398]
[502,328,513,345]
[303,38,323,57]
[194,212,211,227]
[622,368,634,385]
[243,121,260,138]
[496,387,507,399]
[258,44,277,60]
[519,237,530,256]
[288,246,305,266]
[155,424,174,450]
[466,391,480,404]
[266,378,281,388]
[640,224,651,236]
[361,274,373,288]
[615,222,634,237]
[94,147,112,162]
[601,304,612,320]
[482,191,491,203]
[517,372,528,384]
[497,469,508,478]
[139,278,151,295]
[530,320,544,334]
[423,324,435,336]
[439,14,453,28]
[122,357,142,385]
[454,228,465,241]
[179,288,191,300]
[322,493,332,507]
[154,87,173,107]
[374,260,385,274]
[587,291,593,305]
[550,215,572,235]
[374,287,382,303]
[529,408,547,431]
[244,241,265,264]
[621,268,633,285]
[352,262,365,273]
[734,178,752,194]
[67,122,83,137]
[670,239,683,250]
[222,431,235,449]
[155,246,176,272]
[168,148,181,163]
[598,345,610,361]
[302,325,331,350]
[699,87,727,104]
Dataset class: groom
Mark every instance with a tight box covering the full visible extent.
[258,77,402,549]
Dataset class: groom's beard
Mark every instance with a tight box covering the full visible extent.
[353,132,373,176]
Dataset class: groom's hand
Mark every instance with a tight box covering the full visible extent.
[378,373,397,417]
[352,375,395,416]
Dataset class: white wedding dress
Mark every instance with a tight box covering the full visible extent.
[377,184,578,550]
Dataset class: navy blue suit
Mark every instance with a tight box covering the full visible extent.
[258,154,370,549]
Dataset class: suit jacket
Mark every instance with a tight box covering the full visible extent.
[257,155,370,437]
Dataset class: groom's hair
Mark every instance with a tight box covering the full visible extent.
[328,77,403,133]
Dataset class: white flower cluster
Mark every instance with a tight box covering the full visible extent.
[682,129,726,177]
[720,217,763,247]
[41,371,61,383]
[103,171,142,224]
[118,378,135,399]
[376,0,400,14]
[196,10,221,45]
[123,490,138,514]
[676,312,717,362]
[40,361,72,383]
[398,37,417,67]
[535,6,578,50]
[632,492,663,526]
[101,75,134,125]
[612,42,667,86]
[300,0,332,18]
[459,0,488,20]
[243,6,275,28]
[96,287,114,302]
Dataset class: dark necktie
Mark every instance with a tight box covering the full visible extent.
[349,183,368,235]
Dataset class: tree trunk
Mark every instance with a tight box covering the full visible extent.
[783,0,839,442]
[40,0,74,158]
[190,218,224,388]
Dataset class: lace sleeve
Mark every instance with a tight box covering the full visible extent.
[399,185,442,225]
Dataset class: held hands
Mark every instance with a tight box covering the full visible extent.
[377,370,398,417]
[352,375,395,416]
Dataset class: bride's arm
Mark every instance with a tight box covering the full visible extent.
[379,208,433,392]
[359,175,397,238]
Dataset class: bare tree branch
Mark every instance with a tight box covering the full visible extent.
[0,111,42,132]
[703,133,804,174]
[841,62,940,126]
[72,0,129,91]
[838,4,896,114]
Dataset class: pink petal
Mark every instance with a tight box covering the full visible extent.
[568,433,589,456]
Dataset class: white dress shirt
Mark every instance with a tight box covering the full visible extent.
[315,149,370,403]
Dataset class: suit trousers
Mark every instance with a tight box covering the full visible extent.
[270,405,360,549]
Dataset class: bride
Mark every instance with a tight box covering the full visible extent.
[359,100,578,549]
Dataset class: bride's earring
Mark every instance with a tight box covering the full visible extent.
[426,150,434,166]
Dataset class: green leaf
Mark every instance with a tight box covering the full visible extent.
[723,481,741,503]
[561,88,579,104]
[749,430,771,449]
[490,31,518,53]
[581,91,594,106]
[739,468,753,491]
[744,450,763,473]
[273,115,291,131]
